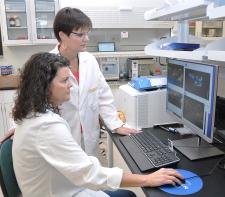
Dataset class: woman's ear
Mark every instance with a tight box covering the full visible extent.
[59,31,67,41]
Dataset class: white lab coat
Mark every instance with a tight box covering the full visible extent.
[12,111,123,197]
[51,46,123,156]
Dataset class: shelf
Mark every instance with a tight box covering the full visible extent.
[6,10,26,13]
[91,51,150,58]
[36,27,53,29]
[144,35,206,61]
[144,44,204,61]
[144,0,209,21]
[201,37,222,41]
[36,10,55,13]
[207,50,225,62]
[205,37,225,61]
[8,26,27,29]
[144,36,225,62]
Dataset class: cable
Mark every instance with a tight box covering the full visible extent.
[155,125,177,134]
[183,157,225,181]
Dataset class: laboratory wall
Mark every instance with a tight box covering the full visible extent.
[0,28,170,70]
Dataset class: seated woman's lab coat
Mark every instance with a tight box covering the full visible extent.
[12,110,123,197]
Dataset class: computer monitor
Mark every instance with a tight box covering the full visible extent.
[98,42,115,52]
[166,59,224,160]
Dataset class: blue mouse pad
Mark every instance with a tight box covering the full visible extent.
[159,169,203,195]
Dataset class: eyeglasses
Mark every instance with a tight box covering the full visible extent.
[71,31,90,38]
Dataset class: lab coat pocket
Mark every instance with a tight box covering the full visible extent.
[87,87,98,111]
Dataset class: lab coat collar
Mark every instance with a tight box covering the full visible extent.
[51,44,89,107]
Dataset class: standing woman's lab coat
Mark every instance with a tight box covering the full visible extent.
[51,46,123,156]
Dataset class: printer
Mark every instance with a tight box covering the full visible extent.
[118,84,174,129]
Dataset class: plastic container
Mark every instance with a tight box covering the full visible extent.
[0,65,13,75]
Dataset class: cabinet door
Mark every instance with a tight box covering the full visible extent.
[4,102,15,131]
[31,0,59,44]
[0,104,6,138]
[1,90,16,132]
[1,0,32,45]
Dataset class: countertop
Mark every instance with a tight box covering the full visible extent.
[0,75,19,90]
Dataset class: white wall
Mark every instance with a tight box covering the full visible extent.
[0,45,55,72]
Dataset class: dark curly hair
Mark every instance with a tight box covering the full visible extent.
[13,52,69,122]
[53,7,92,41]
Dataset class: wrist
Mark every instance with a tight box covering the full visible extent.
[140,175,149,187]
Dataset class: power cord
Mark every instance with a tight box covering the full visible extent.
[181,157,225,181]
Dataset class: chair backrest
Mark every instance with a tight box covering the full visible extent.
[0,139,21,197]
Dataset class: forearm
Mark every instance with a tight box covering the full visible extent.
[120,168,184,188]
[120,172,148,188]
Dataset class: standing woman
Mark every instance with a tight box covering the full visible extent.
[12,52,183,197]
[51,7,138,156]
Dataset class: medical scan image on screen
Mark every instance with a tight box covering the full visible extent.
[167,88,182,117]
[185,68,210,100]
[167,63,184,88]
[166,59,224,160]
[183,95,204,130]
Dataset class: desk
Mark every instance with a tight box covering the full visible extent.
[107,127,225,197]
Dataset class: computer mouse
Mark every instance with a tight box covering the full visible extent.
[175,178,186,187]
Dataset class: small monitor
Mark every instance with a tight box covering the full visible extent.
[98,42,115,52]
[166,59,224,160]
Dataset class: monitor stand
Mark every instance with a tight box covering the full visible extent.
[172,136,224,160]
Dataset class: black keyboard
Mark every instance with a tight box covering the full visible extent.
[119,131,180,172]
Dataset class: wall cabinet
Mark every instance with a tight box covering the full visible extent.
[189,20,225,41]
[0,0,59,45]
[0,90,16,138]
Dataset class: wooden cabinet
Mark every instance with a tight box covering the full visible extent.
[0,0,59,45]
[0,90,16,138]
[189,20,225,41]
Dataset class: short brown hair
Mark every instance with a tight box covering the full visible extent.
[53,7,92,41]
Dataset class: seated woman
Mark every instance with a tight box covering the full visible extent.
[12,52,183,197]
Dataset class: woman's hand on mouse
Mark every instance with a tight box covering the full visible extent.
[145,168,184,187]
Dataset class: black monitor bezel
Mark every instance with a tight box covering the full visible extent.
[166,58,218,143]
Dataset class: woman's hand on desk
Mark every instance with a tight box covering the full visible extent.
[115,126,141,136]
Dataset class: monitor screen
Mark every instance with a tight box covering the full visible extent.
[98,42,115,52]
[166,59,218,143]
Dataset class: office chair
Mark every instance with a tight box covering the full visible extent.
[0,138,21,197]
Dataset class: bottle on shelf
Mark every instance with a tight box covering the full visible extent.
[9,16,16,27]
[15,16,21,27]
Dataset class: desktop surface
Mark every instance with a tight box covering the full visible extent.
[107,127,225,197]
